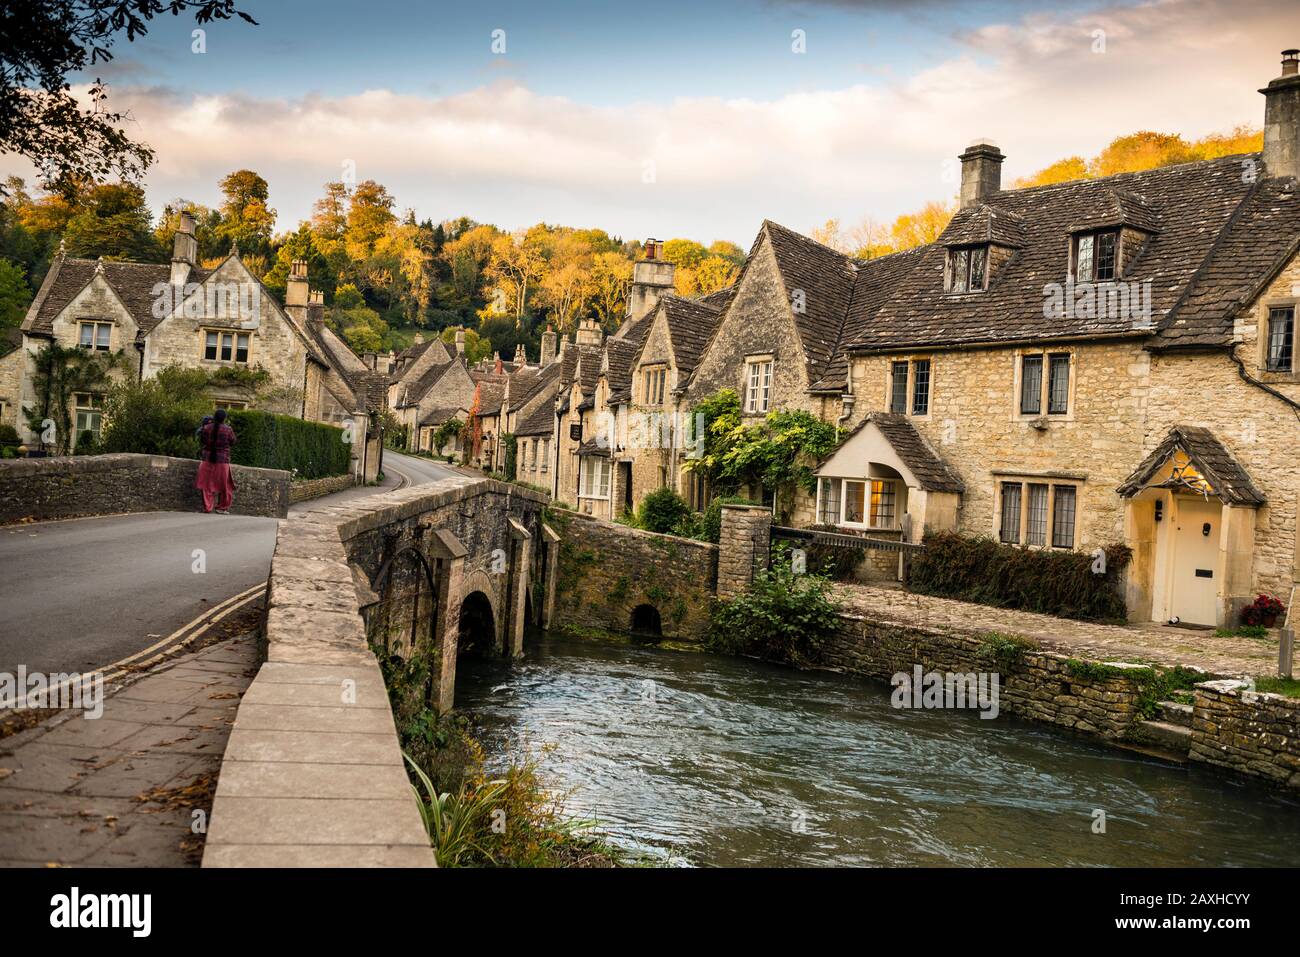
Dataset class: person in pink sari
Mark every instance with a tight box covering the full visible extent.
[196,409,237,513]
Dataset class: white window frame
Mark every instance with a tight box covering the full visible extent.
[745,357,773,413]
[827,477,900,531]
[580,456,611,499]
[78,321,112,352]
[74,392,105,440]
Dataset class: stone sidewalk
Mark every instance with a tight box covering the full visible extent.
[0,634,258,867]
[835,584,1280,678]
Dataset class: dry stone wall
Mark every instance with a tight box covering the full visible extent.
[1190,680,1300,788]
[0,453,289,524]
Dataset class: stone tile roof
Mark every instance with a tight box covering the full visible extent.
[603,337,638,403]
[764,220,857,383]
[515,386,558,436]
[576,438,610,457]
[23,257,208,337]
[398,358,456,408]
[869,412,965,493]
[473,379,507,417]
[662,294,727,378]
[848,154,1264,354]
[941,204,1028,248]
[1156,176,1300,349]
[1117,425,1265,506]
[811,246,928,392]
[418,404,468,427]
[0,326,21,358]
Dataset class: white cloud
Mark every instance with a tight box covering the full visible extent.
[3,0,1295,243]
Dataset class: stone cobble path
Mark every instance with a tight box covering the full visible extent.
[834,584,1280,678]
[0,634,258,867]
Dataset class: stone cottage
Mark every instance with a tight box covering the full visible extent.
[16,214,385,479]
[809,49,1300,627]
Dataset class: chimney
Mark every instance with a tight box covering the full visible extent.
[575,316,603,348]
[958,140,1005,209]
[306,289,325,331]
[494,351,504,375]
[629,237,676,322]
[286,258,310,309]
[540,325,557,367]
[454,326,466,355]
[1262,49,1300,179]
[559,334,570,358]
[514,343,526,364]
[170,210,197,285]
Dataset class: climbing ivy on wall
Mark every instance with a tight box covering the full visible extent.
[683,388,842,522]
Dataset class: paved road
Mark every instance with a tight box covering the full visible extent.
[0,452,462,675]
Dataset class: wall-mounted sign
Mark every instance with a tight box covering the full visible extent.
[569,423,582,442]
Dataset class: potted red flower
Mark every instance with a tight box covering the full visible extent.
[1242,593,1285,628]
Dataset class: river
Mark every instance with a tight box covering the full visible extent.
[455,633,1300,867]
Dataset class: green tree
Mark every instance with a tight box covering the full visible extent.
[216,169,276,254]
[61,183,163,261]
[263,223,334,302]
[24,342,125,453]
[0,260,32,326]
[0,2,256,196]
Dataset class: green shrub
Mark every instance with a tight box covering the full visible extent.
[977,632,1038,671]
[636,487,691,534]
[0,423,19,444]
[908,532,1130,622]
[708,554,841,667]
[99,366,211,459]
[226,409,350,478]
[74,430,99,455]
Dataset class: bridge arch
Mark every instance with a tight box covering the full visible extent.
[458,590,496,658]
[368,545,439,659]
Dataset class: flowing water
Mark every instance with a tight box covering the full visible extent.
[455,633,1300,867]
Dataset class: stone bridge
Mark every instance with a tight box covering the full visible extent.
[204,474,555,866]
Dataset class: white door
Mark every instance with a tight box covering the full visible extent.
[1170,495,1220,626]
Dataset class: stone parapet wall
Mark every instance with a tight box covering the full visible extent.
[820,613,1147,739]
[288,472,356,504]
[0,453,289,524]
[1190,680,1300,788]
[551,509,718,641]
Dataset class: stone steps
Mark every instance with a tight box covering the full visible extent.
[1135,718,1192,755]
[1156,700,1193,728]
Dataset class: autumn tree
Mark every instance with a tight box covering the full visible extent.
[216,170,276,254]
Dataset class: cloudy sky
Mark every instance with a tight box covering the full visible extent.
[7,0,1298,245]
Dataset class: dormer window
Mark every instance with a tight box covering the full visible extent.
[947,245,988,293]
[1074,229,1119,282]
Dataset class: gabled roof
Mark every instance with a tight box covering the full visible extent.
[22,257,208,337]
[603,337,639,403]
[418,404,468,427]
[1157,176,1300,349]
[0,327,21,359]
[941,204,1028,248]
[811,246,928,392]
[849,154,1265,354]
[516,385,559,436]
[818,412,964,493]
[1117,425,1264,506]
[661,294,728,380]
[763,220,858,383]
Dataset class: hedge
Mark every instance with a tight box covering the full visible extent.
[226,409,351,479]
[908,532,1131,622]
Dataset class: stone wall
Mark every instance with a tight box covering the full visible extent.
[1190,679,1300,788]
[551,508,718,641]
[289,472,357,504]
[718,504,772,600]
[0,453,289,524]
[819,612,1148,739]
